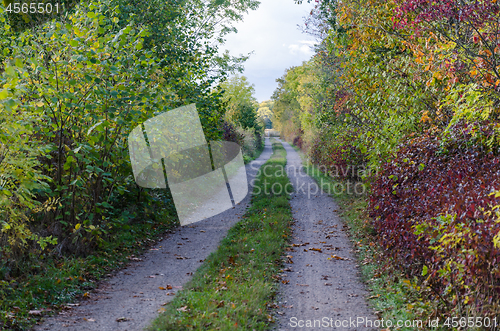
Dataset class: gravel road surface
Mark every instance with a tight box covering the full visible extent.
[275,140,377,331]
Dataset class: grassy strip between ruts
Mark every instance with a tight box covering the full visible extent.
[147,139,293,331]
[302,157,442,331]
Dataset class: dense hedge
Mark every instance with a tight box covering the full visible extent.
[369,123,500,315]
[309,126,366,180]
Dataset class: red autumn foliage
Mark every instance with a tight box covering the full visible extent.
[293,135,304,150]
[393,0,500,30]
[369,122,500,312]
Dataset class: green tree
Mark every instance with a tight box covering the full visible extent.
[220,74,260,130]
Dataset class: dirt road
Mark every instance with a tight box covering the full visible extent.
[33,138,273,331]
[275,141,377,331]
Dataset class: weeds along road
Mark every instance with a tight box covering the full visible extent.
[275,140,377,331]
[33,138,274,331]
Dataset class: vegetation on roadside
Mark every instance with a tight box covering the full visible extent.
[147,139,293,331]
[220,75,265,163]
[0,208,178,330]
[272,0,500,324]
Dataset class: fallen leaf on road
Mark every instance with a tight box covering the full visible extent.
[83,318,95,322]
[310,248,322,252]
[282,267,292,272]
[328,255,348,260]
[159,287,166,290]
[325,283,332,286]
[148,275,156,278]
[312,306,319,310]
[200,230,205,233]
[176,256,189,260]
[281,280,290,284]
[166,285,173,289]
[296,284,309,286]
[116,317,129,322]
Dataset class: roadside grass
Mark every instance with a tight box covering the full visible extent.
[1,206,179,330]
[293,146,440,330]
[147,139,293,331]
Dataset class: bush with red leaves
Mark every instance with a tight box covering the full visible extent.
[393,0,500,30]
[293,135,303,150]
[221,121,244,146]
[309,126,367,180]
[369,122,500,314]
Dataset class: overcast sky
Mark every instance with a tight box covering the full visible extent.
[222,0,317,103]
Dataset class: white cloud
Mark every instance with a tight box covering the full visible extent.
[288,43,314,56]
